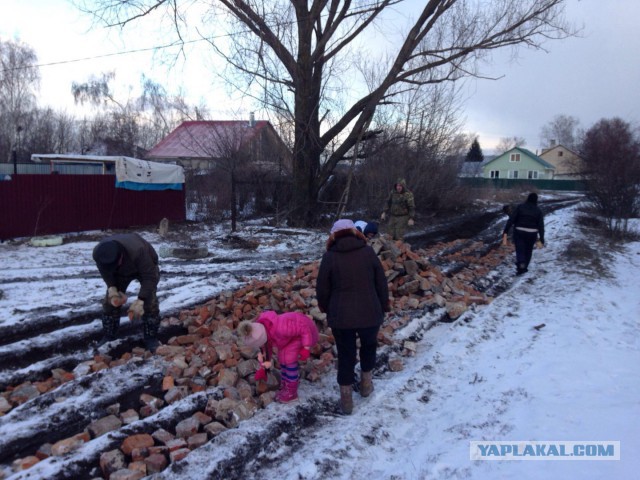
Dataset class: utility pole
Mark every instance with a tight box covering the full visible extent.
[13,126,23,175]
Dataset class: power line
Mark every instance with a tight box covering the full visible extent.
[1,1,387,75]
[0,35,216,74]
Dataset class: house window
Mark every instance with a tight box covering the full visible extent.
[558,151,563,157]
[490,170,499,178]
[510,153,521,162]
[509,170,519,179]
[528,171,539,179]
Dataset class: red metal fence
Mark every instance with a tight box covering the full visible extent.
[0,175,185,240]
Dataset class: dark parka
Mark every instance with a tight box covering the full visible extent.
[316,231,390,329]
[503,199,545,244]
[93,233,160,301]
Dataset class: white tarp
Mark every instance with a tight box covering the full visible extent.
[115,157,185,184]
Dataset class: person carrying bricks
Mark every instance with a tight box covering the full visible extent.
[93,233,161,351]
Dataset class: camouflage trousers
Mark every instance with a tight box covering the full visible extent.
[387,214,409,241]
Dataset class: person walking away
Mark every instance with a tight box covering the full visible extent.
[238,311,319,403]
[316,219,390,414]
[380,178,415,241]
[93,233,161,351]
[502,192,545,275]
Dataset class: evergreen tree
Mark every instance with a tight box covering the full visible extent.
[466,138,484,162]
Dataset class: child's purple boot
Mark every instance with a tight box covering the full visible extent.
[275,379,299,403]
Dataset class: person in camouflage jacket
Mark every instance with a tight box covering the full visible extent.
[380,178,415,240]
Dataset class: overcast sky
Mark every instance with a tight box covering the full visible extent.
[2,0,638,153]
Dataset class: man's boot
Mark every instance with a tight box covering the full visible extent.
[360,371,374,397]
[340,385,353,415]
[98,313,120,346]
[142,314,160,352]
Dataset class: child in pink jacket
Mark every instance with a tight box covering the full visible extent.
[238,310,319,403]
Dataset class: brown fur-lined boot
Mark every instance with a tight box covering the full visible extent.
[360,371,373,397]
[339,385,353,415]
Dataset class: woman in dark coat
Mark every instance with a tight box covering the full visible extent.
[316,219,390,414]
[502,192,545,275]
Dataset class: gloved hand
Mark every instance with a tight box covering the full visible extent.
[380,212,386,221]
[128,299,144,320]
[299,348,311,361]
[407,218,415,226]
[107,287,127,307]
[254,367,267,382]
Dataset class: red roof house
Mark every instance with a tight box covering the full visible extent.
[146,118,291,173]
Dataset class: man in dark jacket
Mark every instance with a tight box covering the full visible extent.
[93,233,161,351]
[381,178,415,241]
[316,219,390,414]
[502,192,545,275]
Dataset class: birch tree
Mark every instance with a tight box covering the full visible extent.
[0,38,40,163]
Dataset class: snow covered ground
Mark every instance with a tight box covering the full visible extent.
[1,202,638,479]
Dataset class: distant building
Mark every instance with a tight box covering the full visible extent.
[146,116,291,173]
[482,147,555,180]
[539,143,585,180]
[459,155,496,178]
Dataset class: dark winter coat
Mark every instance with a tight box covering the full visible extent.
[93,233,160,300]
[503,200,545,244]
[316,231,390,330]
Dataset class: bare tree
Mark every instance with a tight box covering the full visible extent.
[580,117,640,239]
[0,38,40,163]
[72,72,200,155]
[79,0,575,225]
[540,113,582,151]
[496,136,527,153]
[174,122,262,231]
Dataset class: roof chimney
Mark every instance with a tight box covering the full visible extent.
[550,139,556,147]
[249,112,255,127]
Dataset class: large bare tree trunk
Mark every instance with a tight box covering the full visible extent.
[290,14,323,226]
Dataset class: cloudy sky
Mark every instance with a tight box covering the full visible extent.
[1,0,638,153]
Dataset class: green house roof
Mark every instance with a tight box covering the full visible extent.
[484,147,556,170]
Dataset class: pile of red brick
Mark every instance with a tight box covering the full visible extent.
[4,235,513,479]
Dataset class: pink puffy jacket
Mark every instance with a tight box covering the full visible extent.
[257,311,319,365]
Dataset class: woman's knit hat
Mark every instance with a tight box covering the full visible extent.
[240,321,267,349]
[330,219,355,234]
[363,222,378,236]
